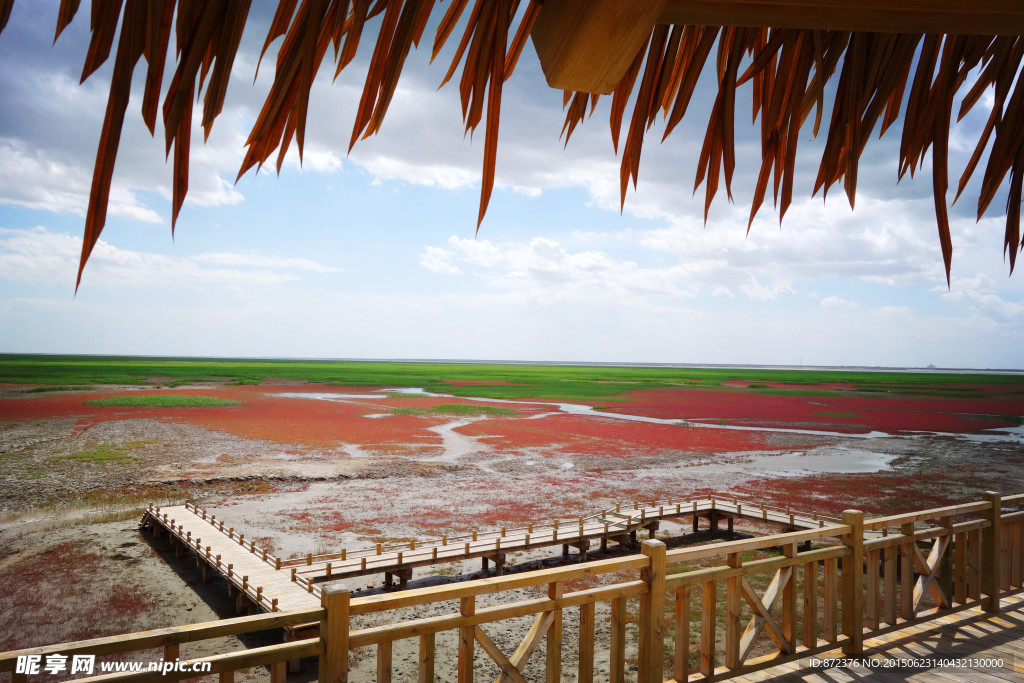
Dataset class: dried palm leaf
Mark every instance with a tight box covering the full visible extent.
[2,1,1022,286]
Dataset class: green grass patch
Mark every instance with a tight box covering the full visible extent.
[1,354,1021,404]
[56,445,139,463]
[24,385,95,393]
[121,439,160,449]
[84,395,241,408]
[390,407,424,416]
[392,404,518,417]
[433,404,518,416]
[814,411,859,418]
[748,388,840,397]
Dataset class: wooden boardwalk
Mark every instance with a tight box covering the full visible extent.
[744,592,1024,682]
[141,504,321,614]
[289,495,841,587]
[143,495,842,602]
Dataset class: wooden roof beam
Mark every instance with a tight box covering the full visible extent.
[660,0,1024,36]
[532,0,1024,95]
[531,0,670,95]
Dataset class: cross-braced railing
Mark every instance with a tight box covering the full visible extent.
[2,491,1021,683]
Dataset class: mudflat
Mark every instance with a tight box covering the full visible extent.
[2,364,1022,676]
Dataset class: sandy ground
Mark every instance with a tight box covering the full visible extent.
[1,382,1023,681]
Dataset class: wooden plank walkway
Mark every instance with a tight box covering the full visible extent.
[737,593,1024,682]
[142,495,841,604]
[290,495,841,587]
[141,504,321,614]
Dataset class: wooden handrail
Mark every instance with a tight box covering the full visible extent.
[349,555,649,615]
[665,525,848,564]
[665,546,848,588]
[863,518,989,551]
[864,500,991,530]
[348,581,646,647]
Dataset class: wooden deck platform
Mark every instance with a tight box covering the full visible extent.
[744,592,1024,682]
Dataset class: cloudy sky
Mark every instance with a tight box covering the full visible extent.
[1,3,1022,369]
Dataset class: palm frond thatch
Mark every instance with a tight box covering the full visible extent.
[2,1,1023,286]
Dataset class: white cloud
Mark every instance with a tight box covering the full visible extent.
[820,296,860,311]
[193,252,341,273]
[740,276,796,301]
[880,306,912,315]
[279,148,344,175]
[0,138,163,223]
[963,291,1024,318]
[944,286,1024,319]
[421,235,695,304]
[419,246,461,275]
[0,226,338,291]
[356,153,478,190]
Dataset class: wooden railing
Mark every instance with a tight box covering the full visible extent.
[323,491,1022,682]
[277,493,842,569]
[146,502,322,606]
[2,491,1022,683]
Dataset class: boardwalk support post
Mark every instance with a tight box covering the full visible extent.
[841,510,864,655]
[982,491,1002,613]
[320,586,349,683]
[638,539,666,683]
[287,630,302,674]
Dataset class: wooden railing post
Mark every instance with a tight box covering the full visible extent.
[674,585,691,683]
[610,596,626,683]
[938,515,955,604]
[546,582,562,683]
[982,491,1002,613]
[724,552,742,669]
[638,539,666,683]
[319,586,349,683]
[841,510,864,655]
[418,634,435,683]
[459,596,475,683]
[782,543,797,654]
[578,603,595,683]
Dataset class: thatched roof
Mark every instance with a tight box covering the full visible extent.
[1,0,1022,287]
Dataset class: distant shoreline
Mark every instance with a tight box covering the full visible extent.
[0,352,1020,375]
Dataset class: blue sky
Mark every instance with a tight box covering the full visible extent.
[1,3,1022,368]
